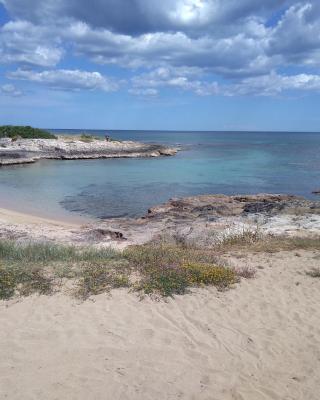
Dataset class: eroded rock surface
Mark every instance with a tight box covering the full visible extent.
[1,194,318,249]
[0,137,178,165]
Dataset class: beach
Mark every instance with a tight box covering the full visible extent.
[1,135,320,400]
[1,249,320,400]
[1,192,320,399]
[2,0,320,397]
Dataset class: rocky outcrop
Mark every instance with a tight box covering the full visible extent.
[1,194,320,248]
[0,137,178,166]
[81,194,320,247]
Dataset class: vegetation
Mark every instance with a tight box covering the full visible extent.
[0,125,56,140]
[0,239,240,300]
[0,263,54,300]
[1,232,318,301]
[79,133,101,142]
[77,133,119,143]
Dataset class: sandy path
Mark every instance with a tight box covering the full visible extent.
[1,250,320,400]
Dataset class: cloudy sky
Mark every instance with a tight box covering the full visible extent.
[0,0,320,131]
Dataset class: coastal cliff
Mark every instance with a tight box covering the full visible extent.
[0,136,178,166]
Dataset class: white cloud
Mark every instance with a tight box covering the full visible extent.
[1,0,290,35]
[0,83,23,97]
[128,88,159,96]
[226,72,320,96]
[66,22,271,78]
[0,21,63,67]
[8,69,118,92]
[1,0,320,97]
[132,67,219,96]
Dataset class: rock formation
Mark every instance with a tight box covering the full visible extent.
[0,137,178,166]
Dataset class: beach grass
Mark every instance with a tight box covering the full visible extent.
[0,240,238,300]
[1,233,319,300]
[79,133,101,142]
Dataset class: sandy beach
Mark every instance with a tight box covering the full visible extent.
[0,206,83,227]
[2,0,320,397]
[1,249,320,400]
[1,194,320,399]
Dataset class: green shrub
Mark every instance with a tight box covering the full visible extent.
[0,125,56,139]
[135,264,189,297]
[0,263,16,299]
[76,263,130,299]
[78,133,102,142]
[183,263,237,288]
[0,263,55,300]
[125,243,236,297]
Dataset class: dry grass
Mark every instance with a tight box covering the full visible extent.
[76,263,130,300]
[0,263,56,300]
[1,232,319,300]
[124,243,237,297]
[234,266,257,279]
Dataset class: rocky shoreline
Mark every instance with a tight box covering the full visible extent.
[1,194,319,249]
[0,136,178,166]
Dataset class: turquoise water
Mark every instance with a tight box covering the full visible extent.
[0,130,319,221]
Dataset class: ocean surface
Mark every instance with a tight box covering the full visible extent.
[0,130,319,221]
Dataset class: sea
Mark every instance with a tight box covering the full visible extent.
[0,130,319,222]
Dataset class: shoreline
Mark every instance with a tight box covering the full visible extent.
[1,193,320,249]
[1,193,320,399]
[0,206,85,228]
[0,136,178,166]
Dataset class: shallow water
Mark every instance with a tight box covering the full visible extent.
[0,130,319,221]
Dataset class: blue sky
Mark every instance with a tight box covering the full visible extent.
[0,0,320,131]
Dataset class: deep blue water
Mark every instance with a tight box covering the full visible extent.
[0,130,319,221]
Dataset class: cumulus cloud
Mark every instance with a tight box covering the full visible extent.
[132,67,219,96]
[267,2,320,65]
[0,20,63,67]
[1,0,320,97]
[1,0,290,35]
[229,72,320,96]
[65,22,272,78]
[8,69,118,92]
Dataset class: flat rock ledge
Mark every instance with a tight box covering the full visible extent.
[0,137,178,166]
[1,194,320,249]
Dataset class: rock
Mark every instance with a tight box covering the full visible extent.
[84,228,127,242]
[0,137,178,166]
[0,193,319,249]
[312,189,320,194]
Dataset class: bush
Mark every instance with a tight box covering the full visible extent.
[0,263,55,300]
[125,243,237,297]
[0,240,245,300]
[76,263,130,299]
[0,263,16,299]
[183,263,237,288]
[78,133,102,142]
[0,125,56,139]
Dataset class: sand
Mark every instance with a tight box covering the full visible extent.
[1,250,319,400]
[0,207,82,227]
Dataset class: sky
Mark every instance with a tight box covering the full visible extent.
[0,0,320,131]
